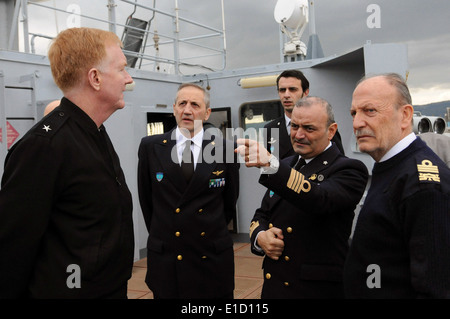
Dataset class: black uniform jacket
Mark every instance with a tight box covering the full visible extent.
[264,116,345,159]
[250,143,368,298]
[137,129,240,298]
[0,98,134,298]
[344,138,450,298]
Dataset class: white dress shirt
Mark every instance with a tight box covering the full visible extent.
[175,127,203,169]
[285,113,291,135]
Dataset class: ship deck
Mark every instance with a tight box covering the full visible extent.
[127,235,263,299]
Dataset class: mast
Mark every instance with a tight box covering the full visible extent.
[306,0,324,59]
[0,0,18,50]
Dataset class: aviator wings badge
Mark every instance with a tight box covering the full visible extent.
[212,170,224,176]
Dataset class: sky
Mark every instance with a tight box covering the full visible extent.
[25,0,450,105]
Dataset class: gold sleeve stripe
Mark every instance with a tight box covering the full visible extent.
[287,169,297,190]
[287,169,302,192]
[287,169,311,194]
[249,221,260,238]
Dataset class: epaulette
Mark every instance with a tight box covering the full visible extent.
[32,109,69,138]
[416,158,440,184]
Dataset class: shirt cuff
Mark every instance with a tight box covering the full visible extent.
[260,155,279,174]
[253,231,264,253]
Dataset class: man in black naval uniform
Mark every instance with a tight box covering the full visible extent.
[0,28,135,298]
[138,83,240,298]
[237,96,368,298]
[264,69,344,159]
[344,73,450,298]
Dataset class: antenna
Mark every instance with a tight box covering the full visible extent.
[274,0,309,62]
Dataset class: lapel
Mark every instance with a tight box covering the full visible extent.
[279,123,293,158]
[267,145,341,207]
[273,116,294,159]
[300,144,341,180]
[154,130,188,194]
[179,132,218,203]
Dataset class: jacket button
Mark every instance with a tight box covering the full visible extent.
[175,231,181,237]
[284,255,290,261]
[175,208,181,213]
[200,232,206,237]
[268,223,273,228]
[265,273,271,280]
[177,255,183,261]
[287,227,293,233]
[284,282,290,287]
[198,208,203,213]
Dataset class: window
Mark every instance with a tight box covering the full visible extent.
[239,100,283,131]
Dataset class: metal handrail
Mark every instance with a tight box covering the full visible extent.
[17,0,226,74]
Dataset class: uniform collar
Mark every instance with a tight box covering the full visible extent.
[60,97,102,135]
[379,132,416,162]
[298,141,332,164]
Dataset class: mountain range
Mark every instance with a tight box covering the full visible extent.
[414,100,449,118]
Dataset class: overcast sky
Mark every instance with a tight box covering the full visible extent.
[27,0,450,105]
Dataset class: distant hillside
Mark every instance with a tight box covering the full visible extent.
[414,100,450,117]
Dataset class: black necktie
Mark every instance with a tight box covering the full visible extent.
[181,140,194,182]
[294,157,306,171]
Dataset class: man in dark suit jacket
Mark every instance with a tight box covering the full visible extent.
[138,83,240,298]
[237,96,368,298]
[264,70,344,159]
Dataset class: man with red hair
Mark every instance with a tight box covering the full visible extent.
[0,28,135,299]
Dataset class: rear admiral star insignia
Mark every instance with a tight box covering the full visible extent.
[42,125,52,132]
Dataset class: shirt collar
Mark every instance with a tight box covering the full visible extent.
[284,113,291,125]
[176,126,204,148]
[299,141,332,164]
[379,132,417,162]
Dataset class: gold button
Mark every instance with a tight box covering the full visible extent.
[265,273,271,280]
[175,231,181,237]
[284,255,290,261]
[201,255,207,259]
[284,282,290,287]
[198,209,203,213]
[200,232,206,237]
[287,227,293,233]
[177,255,183,261]
[268,223,273,228]
[175,208,181,213]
